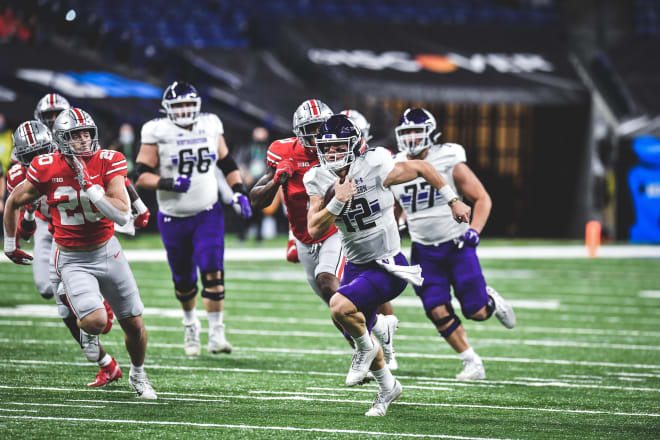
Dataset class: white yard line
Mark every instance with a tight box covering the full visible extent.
[2,361,660,393]
[639,290,660,298]
[67,399,165,405]
[2,245,660,263]
[6,402,105,408]
[0,415,519,440]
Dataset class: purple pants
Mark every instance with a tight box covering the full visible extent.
[411,241,488,317]
[337,252,409,332]
[157,203,225,291]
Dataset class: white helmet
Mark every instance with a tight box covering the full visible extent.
[52,108,99,157]
[340,109,372,142]
[162,81,201,127]
[395,107,439,156]
[34,93,71,131]
[292,99,333,151]
[12,120,55,167]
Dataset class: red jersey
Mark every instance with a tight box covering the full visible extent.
[26,149,128,247]
[6,162,49,221]
[266,137,337,244]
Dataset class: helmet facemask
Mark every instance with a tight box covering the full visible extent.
[395,108,438,157]
[163,99,201,127]
[52,108,100,158]
[61,128,98,157]
[316,116,363,178]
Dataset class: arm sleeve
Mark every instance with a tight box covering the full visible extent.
[101,151,129,186]
[209,113,224,136]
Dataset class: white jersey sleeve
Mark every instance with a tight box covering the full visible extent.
[303,165,335,197]
[140,118,162,145]
[390,143,469,245]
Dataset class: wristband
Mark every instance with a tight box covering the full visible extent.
[157,178,174,191]
[85,185,106,204]
[132,198,148,215]
[231,182,248,195]
[438,185,458,204]
[3,228,15,253]
[23,210,35,221]
[326,197,346,216]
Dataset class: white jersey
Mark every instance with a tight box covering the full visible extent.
[390,143,469,245]
[304,147,400,264]
[141,113,223,217]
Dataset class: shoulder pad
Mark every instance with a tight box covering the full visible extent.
[266,138,295,166]
[365,146,393,166]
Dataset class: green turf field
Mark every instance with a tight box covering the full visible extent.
[1,237,659,439]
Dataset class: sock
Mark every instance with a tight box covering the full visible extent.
[354,332,374,351]
[98,354,112,367]
[372,366,395,392]
[182,308,197,325]
[208,311,223,328]
[130,363,144,376]
[371,314,387,339]
[458,347,476,362]
[485,296,496,318]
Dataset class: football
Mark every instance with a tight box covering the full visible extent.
[323,184,336,207]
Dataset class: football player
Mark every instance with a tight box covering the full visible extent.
[390,108,516,380]
[305,114,471,416]
[135,81,251,357]
[3,109,156,399]
[7,120,124,387]
[339,108,400,369]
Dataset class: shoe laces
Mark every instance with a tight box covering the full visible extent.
[184,323,198,342]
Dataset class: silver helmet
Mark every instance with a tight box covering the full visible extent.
[12,120,55,167]
[339,109,372,142]
[292,99,333,151]
[34,93,71,131]
[52,108,99,157]
[395,107,439,156]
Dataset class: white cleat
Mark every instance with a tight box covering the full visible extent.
[365,379,402,416]
[374,315,399,371]
[456,359,486,380]
[183,319,202,356]
[487,286,516,329]
[80,330,100,362]
[129,372,157,400]
[346,341,380,387]
[208,324,233,354]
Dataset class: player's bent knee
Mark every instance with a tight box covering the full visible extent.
[428,303,462,338]
[175,285,198,302]
[467,306,489,321]
[80,311,107,335]
[201,289,224,301]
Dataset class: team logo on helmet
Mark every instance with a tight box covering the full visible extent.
[34,93,71,131]
[293,99,333,151]
[395,107,439,156]
[12,120,55,167]
[162,81,201,127]
[340,109,372,143]
[316,114,365,177]
[52,108,99,157]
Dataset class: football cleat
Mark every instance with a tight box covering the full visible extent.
[183,319,202,356]
[372,314,399,371]
[87,358,122,387]
[456,359,486,380]
[102,301,114,334]
[208,324,232,354]
[80,330,100,362]
[365,379,402,416]
[346,340,379,387]
[129,372,157,400]
[487,286,516,329]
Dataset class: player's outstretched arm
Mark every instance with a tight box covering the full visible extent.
[3,180,41,264]
[453,163,491,233]
[135,143,161,190]
[384,160,471,224]
[249,167,280,210]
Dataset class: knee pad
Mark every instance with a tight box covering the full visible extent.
[428,303,462,338]
[201,289,225,301]
[201,271,224,289]
[175,285,198,302]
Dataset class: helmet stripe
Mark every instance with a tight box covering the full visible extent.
[24,123,35,146]
[309,100,319,116]
[49,94,55,107]
[71,108,85,124]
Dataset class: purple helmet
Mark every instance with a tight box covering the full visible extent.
[316,114,366,176]
[395,107,439,156]
[162,81,201,127]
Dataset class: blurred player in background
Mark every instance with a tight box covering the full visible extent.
[136,81,252,357]
[4,109,156,398]
[390,107,516,380]
[305,114,471,416]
